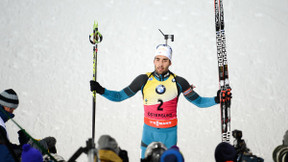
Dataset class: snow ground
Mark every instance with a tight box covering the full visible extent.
[1,0,288,161]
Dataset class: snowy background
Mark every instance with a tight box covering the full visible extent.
[1,0,288,161]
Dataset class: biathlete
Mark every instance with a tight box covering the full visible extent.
[90,44,225,160]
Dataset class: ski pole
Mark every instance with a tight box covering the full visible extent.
[89,21,103,142]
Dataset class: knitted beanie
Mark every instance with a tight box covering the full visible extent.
[97,135,120,155]
[21,144,43,162]
[155,44,173,61]
[0,89,19,109]
[160,145,184,162]
[215,142,237,162]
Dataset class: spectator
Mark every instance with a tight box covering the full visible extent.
[21,144,43,162]
[143,142,167,162]
[272,130,288,162]
[160,145,184,162]
[214,142,237,162]
[97,134,129,162]
[0,89,21,161]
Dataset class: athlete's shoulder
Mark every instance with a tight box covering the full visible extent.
[174,74,191,92]
[174,75,187,82]
[133,73,149,83]
[128,74,150,93]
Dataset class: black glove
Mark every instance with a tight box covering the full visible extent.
[90,80,105,94]
[214,88,232,104]
[18,129,29,146]
[215,90,221,103]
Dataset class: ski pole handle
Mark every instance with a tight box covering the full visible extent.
[89,32,103,44]
[89,22,103,44]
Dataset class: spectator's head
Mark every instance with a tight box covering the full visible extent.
[0,89,19,113]
[160,145,184,162]
[145,142,167,162]
[98,135,120,155]
[21,144,43,162]
[215,142,237,162]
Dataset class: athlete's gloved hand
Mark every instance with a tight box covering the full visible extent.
[90,80,105,94]
[215,90,221,103]
[214,88,232,104]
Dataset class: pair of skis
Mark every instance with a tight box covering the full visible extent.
[214,0,232,143]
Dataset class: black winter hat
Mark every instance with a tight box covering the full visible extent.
[0,89,19,109]
[215,142,237,162]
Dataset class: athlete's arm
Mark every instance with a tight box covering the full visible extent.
[176,76,217,108]
[102,74,148,102]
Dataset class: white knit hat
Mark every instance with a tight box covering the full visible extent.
[155,44,173,61]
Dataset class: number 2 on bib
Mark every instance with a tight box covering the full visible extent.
[157,99,163,111]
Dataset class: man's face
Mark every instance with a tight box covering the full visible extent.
[4,106,14,113]
[153,55,171,74]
